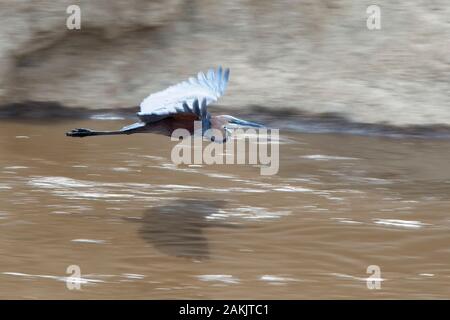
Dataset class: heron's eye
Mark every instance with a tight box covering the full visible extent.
[210,136,216,142]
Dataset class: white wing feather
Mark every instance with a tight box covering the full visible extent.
[138,67,230,122]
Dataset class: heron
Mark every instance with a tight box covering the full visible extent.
[66,67,263,143]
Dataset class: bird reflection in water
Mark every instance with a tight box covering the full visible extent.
[137,199,236,259]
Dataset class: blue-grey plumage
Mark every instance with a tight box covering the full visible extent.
[66,67,264,142]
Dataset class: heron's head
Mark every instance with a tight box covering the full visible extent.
[206,115,265,143]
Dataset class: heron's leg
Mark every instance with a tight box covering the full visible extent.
[66,122,147,138]
[66,128,124,137]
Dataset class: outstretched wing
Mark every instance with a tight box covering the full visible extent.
[137,66,230,123]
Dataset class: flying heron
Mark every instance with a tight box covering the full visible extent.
[66,67,263,143]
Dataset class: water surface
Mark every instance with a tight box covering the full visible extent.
[0,119,449,299]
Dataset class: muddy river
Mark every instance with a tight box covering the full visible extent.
[0,116,449,299]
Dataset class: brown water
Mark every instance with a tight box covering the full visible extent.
[0,118,449,299]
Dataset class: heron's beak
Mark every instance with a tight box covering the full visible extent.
[227,117,265,128]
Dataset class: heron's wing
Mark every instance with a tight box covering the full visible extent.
[138,66,230,123]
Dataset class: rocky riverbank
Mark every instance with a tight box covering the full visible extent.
[1,1,450,126]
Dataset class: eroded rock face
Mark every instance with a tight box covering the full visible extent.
[0,0,184,105]
[1,0,450,126]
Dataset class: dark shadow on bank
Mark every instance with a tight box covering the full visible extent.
[0,101,138,122]
[136,199,238,260]
[3,102,450,139]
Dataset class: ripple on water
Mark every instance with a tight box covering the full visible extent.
[373,219,428,229]
[329,273,385,283]
[300,155,360,161]
[29,176,93,188]
[27,176,227,202]
[273,186,313,192]
[331,217,364,225]
[111,167,140,172]
[260,275,301,285]
[122,273,145,280]
[2,272,104,285]
[196,275,240,284]
[90,113,125,120]
[0,184,11,190]
[71,239,107,244]
[207,206,290,221]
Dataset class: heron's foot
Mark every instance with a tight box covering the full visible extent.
[66,128,93,137]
